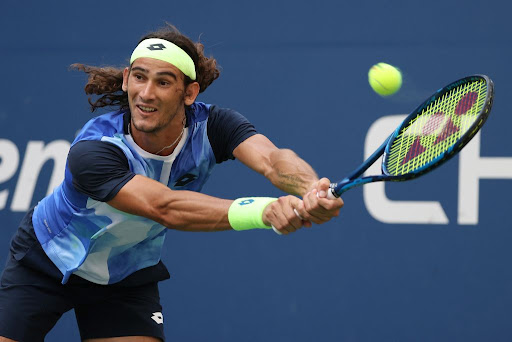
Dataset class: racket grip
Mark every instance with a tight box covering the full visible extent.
[327,186,338,199]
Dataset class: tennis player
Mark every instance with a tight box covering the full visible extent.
[0,24,343,341]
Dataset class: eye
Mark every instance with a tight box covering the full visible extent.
[132,73,145,81]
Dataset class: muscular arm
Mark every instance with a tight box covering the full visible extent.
[69,139,303,234]
[108,175,303,234]
[233,134,343,225]
[233,134,319,197]
[69,140,233,232]
[108,175,233,232]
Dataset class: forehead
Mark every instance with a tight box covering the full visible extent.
[131,57,184,78]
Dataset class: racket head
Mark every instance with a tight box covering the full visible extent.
[382,75,494,180]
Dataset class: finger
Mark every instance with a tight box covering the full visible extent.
[309,191,340,222]
[312,199,342,222]
[316,196,344,213]
[303,190,330,224]
[264,202,289,235]
[286,197,305,227]
[272,225,283,235]
[272,199,300,234]
[295,201,313,228]
[276,196,302,232]
[265,204,286,235]
[292,207,312,228]
[284,200,302,231]
[316,178,331,198]
[293,208,303,220]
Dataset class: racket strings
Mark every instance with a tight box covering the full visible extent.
[385,79,487,176]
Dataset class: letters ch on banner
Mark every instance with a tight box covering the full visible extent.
[364,115,512,225]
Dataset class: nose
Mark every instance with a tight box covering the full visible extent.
[139,81,157,102]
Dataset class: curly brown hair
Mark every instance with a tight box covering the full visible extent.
[72,24,221,112]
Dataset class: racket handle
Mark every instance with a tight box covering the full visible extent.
[272,209,303,235]
[327,184,339,199]
[327,187,337,199]
[272,188,339,234]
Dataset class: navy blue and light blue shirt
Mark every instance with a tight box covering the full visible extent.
[30,102,257,285]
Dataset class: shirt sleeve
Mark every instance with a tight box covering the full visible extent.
[67,140,136,202]
[207,105,258,163]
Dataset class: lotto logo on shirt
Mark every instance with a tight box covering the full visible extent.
[151,312,164,324]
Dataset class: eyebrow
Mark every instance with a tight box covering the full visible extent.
[131,66,177,80]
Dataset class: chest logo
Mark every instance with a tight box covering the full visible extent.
[175,173,197,187]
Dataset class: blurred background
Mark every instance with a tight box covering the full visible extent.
[1,0,511,340]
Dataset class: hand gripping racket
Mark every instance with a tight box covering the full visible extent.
[326,74,494,199]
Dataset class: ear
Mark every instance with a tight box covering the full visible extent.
[122,67,130,92]
[184,82,200,106]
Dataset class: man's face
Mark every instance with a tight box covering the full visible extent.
[122,57,187,134]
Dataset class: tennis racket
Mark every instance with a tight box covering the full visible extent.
[273,74,494,234]
[327,74,494,199]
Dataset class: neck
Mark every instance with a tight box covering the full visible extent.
[130,113,186,156]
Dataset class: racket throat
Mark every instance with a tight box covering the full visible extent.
[332,175,389,197]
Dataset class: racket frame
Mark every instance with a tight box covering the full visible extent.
[330,74,494,198]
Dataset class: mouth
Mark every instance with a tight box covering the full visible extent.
[136,105,157,113]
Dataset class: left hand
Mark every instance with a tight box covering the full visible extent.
[296,177,344,225]
[262,195,309,235]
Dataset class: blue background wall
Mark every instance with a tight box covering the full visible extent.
[1,0,511,341]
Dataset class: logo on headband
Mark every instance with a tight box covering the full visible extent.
[147,43,166,51]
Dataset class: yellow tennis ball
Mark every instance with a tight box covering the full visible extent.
[368,63,402,96]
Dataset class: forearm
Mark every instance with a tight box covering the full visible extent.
[265,148,319,197]
[233,135,319,196]
[156,191,233,232]
[108,175,233,232]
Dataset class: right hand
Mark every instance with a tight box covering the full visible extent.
[297,177,344,225]
[262,195,311,235]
